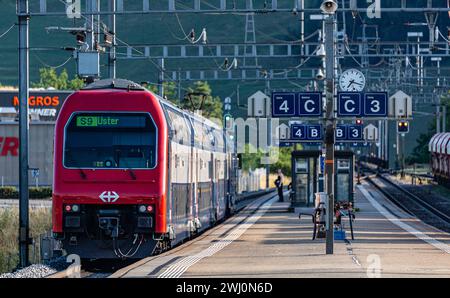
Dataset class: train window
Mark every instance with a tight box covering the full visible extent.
[212,129,224,152]
[192,119,205,149]
[164,106,191,145]
[201,125,214,150]
[64,112,157,169]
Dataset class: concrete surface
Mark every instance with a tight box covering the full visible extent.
[111,182,450,278]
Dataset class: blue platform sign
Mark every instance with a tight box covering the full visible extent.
[291,124,307,140]
[307,124,323,140]
[347,125,363,141]
[335,124,347,141]
[337,92,362,116]
[272,92,296,117]
[298,92,322,116]
[363,92,387,117]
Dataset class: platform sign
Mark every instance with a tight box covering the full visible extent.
[337,92,362,116]
[307,124,323,140]
[335,124,347,141]
[272,92,296,117]
[363,92,387,117]
[291,124,307,140]
[347,125,364,141]
[31,168,40,178]
[298,92,322,116]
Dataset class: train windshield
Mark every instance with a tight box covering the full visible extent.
[64,112,157,169]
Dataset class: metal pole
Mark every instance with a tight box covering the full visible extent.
[265,79,270,189]
[107,0,116,79]
[17,0,30,268]
[384,119,388,163]
[324,14,335,255]
[437,98,441,133]
[86,0,95,50]
[158,58,165,97]
[443,103,447,133]
[300,0,305,60]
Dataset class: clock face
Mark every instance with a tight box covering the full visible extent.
[339,69,366,92]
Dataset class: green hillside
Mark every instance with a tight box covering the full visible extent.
[0,0,448,161]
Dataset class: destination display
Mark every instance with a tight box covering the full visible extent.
[75,114,147,128]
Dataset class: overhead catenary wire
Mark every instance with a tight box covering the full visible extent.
[33,54,73,69]
[0,24,16,39]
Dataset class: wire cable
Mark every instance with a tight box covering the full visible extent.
[0,24,16,39]
[33,54,73,69]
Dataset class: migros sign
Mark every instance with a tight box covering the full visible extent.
[13,95,60,107]
[0,91,71,120]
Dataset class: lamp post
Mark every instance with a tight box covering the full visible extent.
[320,0,337,255]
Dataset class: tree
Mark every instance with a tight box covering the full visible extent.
[145,81,178,103]
[148,81,223,122]
[181,81,223,121]
[32,68,84,90]
[240,144,294,178]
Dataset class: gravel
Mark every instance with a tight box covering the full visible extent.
[0,264,57,278]
[0,256,69,278]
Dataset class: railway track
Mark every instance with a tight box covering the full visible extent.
[46,190,276,278]
[362,167,450,233]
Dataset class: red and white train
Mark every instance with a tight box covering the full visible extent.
[429,133,450,186]
[52,79,237,259]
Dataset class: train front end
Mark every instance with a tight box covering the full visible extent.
[52,80,168,259]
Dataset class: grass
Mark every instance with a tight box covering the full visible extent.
[0,208,52,274]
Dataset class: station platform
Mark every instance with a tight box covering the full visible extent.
[111,182,450,278]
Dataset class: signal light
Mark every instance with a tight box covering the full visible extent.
[138,205,154,213]
[397,121,409,133]
[64,204,80,212]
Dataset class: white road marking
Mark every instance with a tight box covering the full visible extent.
[158,197,277,278]
[358,185,450,254]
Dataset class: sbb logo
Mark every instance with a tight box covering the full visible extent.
[0,137,19,156]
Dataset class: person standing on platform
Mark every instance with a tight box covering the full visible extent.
[274,169,284,202]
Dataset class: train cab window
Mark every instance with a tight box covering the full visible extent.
[64,113,157,169]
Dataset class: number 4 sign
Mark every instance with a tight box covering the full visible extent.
[272,93,295,117]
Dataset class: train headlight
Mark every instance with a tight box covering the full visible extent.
[64,204,80,213]
[139,205,147,213]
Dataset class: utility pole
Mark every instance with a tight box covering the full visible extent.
[158,58,165,97]
[265,78,271,189]
[107,0,116,79]
[86,0,95,50]
[323,10,336,255]
[17,0,30,268]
